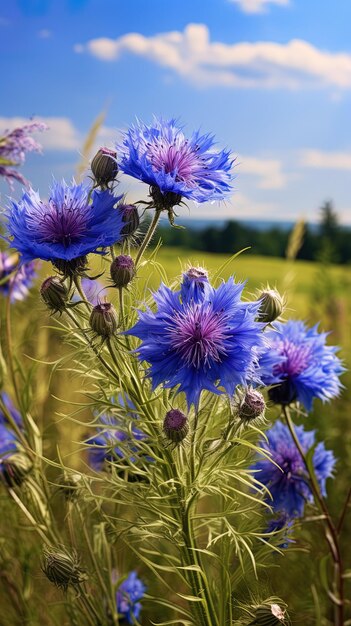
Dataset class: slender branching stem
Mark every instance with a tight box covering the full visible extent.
[65,308,120,383]
[283,405,344,626]
[73,275,91,312]
[135,208,162,267]
[337,487,351,534]
[5,279,20,406]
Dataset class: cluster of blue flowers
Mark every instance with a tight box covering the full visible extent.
[1,114,346,608]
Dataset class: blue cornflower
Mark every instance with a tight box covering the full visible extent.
[118,117,234,205]
[6,179,124,264]
[127,278,266,408]
[86,397,148,472]
[253,420,335,518]
[0,393,23,428]
[0,251,37,302]
[116,571,146,624]
[0,121,47,188]
[266,514,295,549]
[261,321,344,411]
[0,395,22,474]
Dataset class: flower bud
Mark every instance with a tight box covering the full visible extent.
[90,302,118,338]
[256,288,284,324]
[40,276,69,313]
[91,147,118,187]
[1,452,32,487]
[237,388,265,423]
[163,409,188,443]
[110,255,135,288]
[119,204,140,236]
[251,603,288,625]
[181,266,210,304]
[57,472,82,501]
[42,547,86,591]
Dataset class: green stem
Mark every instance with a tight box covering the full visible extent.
[73,275,91,312]
[135,208,162,267]
[5,278,20,405]
[65,308,120,383]
[118,287,125,330]
[283,406,344,626]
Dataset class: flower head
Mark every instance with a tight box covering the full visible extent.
[261,321,344,411]
[86,397,148,472]
[127,278,265,408]
[0,252,37,302]
[0,121,47,187]
[116,571,146,624]
[252,420,335,518]
[0,395,23,479]
[118,117,234,205]
[6,179,124,264]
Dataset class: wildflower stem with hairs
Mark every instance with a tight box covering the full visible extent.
[135,208,162,267]
[282,405,344,626]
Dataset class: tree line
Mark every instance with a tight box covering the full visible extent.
[155,202,351,265]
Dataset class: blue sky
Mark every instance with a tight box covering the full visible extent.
[1,0,351,224]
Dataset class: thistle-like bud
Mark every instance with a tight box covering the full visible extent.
[181,266,210,303]
[91,147,118,187]
[89,302,118,338]
[40,276,69,313]
[110,255,135,288]
[119,203,140,236]
[237,388,265,423]
[256,288,284,324]
[163,409,189,443]
[57,472,82,501]
[1,452,32,487]
[42,547,87,591]
[250,603,288,625]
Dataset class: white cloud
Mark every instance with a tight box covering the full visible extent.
[38,29,52,39]
[237,155,287,188]
[74,23,351,90]
[0,116,117,154]
[300,149,351,170]
[229,0,289,14]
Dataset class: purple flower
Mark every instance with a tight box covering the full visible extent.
[0,122,47,187]
[261,321,344,411]
[0,394,22,429]
[6,179,124,264]
[86,397,148,472]
[116,571,146,624]
[0,251,38,302]
[0,394,22,474]
[252,420,336,518]
[118,117,234,204]
[127,277,266,408]
[74,278,105,306]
